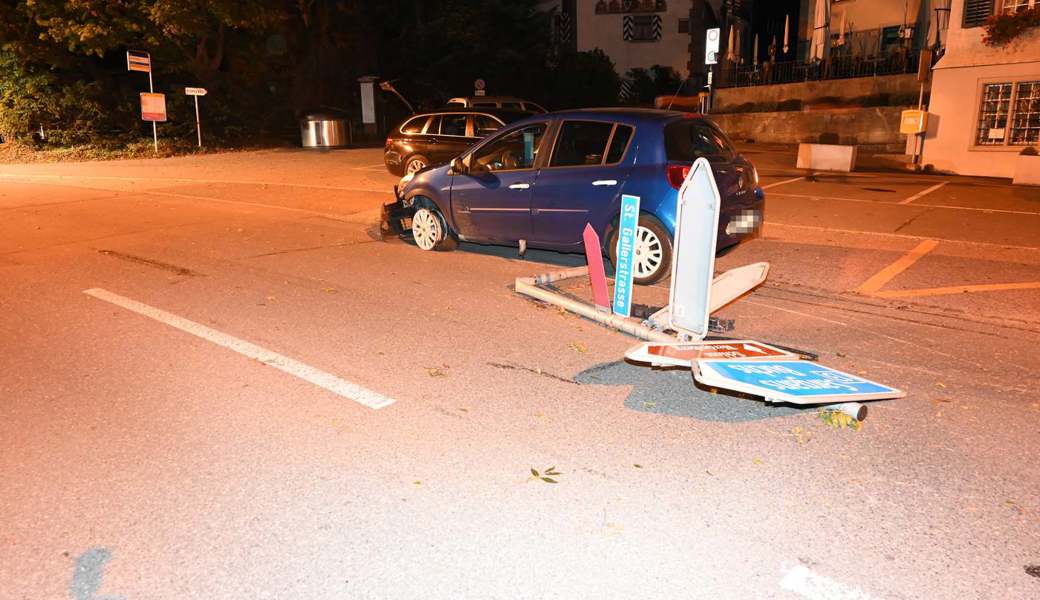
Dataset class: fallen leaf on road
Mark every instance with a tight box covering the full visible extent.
[321,287,337,293]
[425,366,448,377]
[818,409,862,431]
[935,381,947,389]
[568,341,588,354]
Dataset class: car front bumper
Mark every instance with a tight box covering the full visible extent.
[380,185,415,237]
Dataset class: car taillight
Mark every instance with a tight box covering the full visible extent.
[666,164,690,190]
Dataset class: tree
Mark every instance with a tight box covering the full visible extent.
[546,49,620,109]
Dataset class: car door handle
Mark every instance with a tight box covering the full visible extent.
[509,183,530,190]
[592,179,618,186]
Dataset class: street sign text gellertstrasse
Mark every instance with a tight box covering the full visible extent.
[184,87,208,96]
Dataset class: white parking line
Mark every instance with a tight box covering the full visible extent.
[761,176,805,190]
[83,288,396,409]
[781,565,879,600]
[899,181,948,204]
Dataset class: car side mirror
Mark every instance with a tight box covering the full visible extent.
[451,157,467,175]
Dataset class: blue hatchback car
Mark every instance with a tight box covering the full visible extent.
[382,108,764,284]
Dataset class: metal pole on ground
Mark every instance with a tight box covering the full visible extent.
[194,96,202,147]
[149,70,157,154]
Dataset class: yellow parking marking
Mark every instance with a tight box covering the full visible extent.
[872,282,1040,299]
[855,240,939,295]
[899,181,949,204]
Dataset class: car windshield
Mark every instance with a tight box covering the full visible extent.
[664,119,736,162]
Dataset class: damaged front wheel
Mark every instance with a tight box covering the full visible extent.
[411,207,456,251]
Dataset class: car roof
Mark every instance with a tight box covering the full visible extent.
[409,107,533,118]
[544,107,696,123]
[448,96,532,103]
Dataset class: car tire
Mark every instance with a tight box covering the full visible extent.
[411,206,457,252]
[405,155,429,175]
[608,213,673,286]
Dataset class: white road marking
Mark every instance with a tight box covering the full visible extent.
[781,565,879,600]
[761,176,804,190]
[83,288,396,409]
[0,173,389,194]
[899,181,948,204]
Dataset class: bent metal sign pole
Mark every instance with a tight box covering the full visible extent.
[127,49,161,153]
[612,194,641,317]
[184,87,207,147]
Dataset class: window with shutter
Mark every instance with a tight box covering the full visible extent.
[963,0,994,28]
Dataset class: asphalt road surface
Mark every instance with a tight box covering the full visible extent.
[2,146,1038,599]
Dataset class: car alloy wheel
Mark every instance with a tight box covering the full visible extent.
[633,224,665,280]
[411,207,444,251]
[406,157,427,174]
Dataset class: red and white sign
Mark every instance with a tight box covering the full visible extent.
[140,93,167,122]
[126,50,151,73]
[625,340,798,368]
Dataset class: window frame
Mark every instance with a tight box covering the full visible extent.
[544,121,636,170]
[399,115,430,135]
[973,79,1040,148]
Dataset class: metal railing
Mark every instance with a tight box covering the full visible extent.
[716,51,921,89]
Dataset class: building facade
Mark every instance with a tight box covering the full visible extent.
[922,0,1040,177]
[544,1,727,84]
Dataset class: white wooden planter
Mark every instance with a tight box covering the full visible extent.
[797,143,857,172]
[1012,154,1040,186]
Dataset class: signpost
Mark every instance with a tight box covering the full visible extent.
[474,78,486,97]
[184,87,207,147]
[611,194,641,318]
[668,158,721,339]
[583,224,610,312]
[693,360,906,405]
[139,93,167,122]
[705,27,720,65]
[127,50,159,153]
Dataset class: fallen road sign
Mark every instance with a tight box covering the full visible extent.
[668,157,720,339]
[625,340,798,367]
[693,360,905,405]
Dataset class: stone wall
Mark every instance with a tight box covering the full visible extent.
[710,106,908,147]
[713,74,921,113]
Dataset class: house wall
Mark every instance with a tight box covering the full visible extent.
[713,73,920,111]
[922,0,1040,177]
[576,1,695,77]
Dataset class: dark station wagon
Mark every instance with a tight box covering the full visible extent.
[383,108,534,176]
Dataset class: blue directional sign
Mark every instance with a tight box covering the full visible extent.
[612,194,641,317]
[694,360,905,404]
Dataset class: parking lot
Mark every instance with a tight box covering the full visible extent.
[2,146,1039,599]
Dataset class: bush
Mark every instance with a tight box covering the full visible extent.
[983,7,1040,47]
[1021,146,1039,156]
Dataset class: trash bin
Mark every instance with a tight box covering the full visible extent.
[300,112,348,149]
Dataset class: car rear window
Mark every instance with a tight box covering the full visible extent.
[473,102,498,108]
[550,120,615,167]
[401,116,428,134]
[664,120,736,162]
[606,125,634,164]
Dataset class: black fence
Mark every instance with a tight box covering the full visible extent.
[716,51,921,89]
